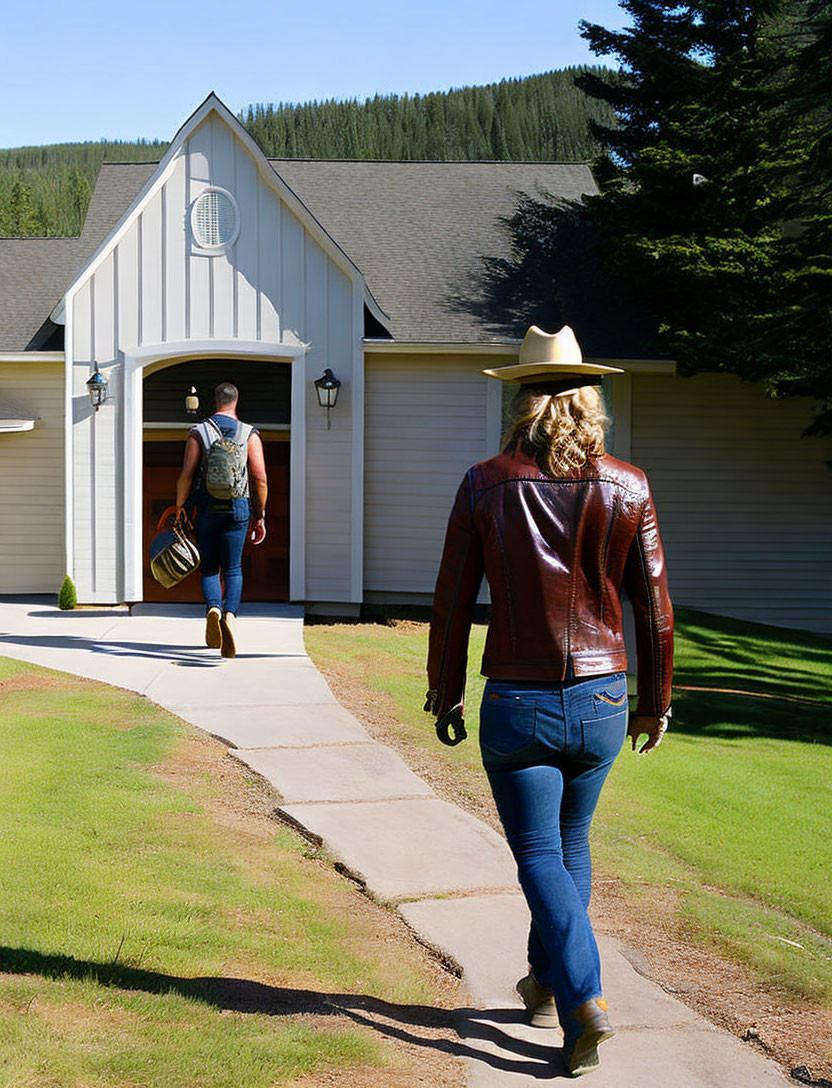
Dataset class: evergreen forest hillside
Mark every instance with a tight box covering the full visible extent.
[0,68,614,237]
[242,68,615,161]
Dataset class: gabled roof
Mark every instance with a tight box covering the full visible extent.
[60,94,381,327]
[0,140,600,348]
[63,156,597,344]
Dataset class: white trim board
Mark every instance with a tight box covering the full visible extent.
[130,338,306,367]
[0,352,65,363]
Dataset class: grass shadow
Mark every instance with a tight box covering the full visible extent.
[669,689,832,745]
[674,607,832,705]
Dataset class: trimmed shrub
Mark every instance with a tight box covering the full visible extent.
[58,575,77,611]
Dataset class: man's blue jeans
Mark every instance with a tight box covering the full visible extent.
[479,671,628,1023]
[195,509,248,615]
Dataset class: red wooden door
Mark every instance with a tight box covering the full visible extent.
[142,439,289,603]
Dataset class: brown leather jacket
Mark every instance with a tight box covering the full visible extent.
[427,445,674,719]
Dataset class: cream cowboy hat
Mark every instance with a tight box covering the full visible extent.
[482,325,624,387]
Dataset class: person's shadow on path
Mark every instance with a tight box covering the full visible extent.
[0,633,304,665]
[0,946,573,1079]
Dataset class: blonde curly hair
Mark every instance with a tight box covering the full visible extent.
[502,383,610,477]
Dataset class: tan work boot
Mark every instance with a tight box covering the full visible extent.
[516,972,558,1027]
[562,997,614,1077]
[205,607,222,649]
[220,612,237,659]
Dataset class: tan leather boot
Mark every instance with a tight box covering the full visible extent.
[205,607,222,649]
[220,612,237,659]
[516,972,558,1027]
[562,997,614,1077]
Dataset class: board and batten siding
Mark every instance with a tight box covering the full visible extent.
[364,354,504,598]
[68,110,360,602]
[631,372,832,633]
[0,361,64,592]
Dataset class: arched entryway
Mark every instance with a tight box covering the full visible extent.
[141,357,292,603]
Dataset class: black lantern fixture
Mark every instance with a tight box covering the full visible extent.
[86,363,109,411]
[185,386,200,417]
[313,368,341,429]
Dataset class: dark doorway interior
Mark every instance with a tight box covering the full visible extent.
[143,360,291,425]
[142,439,290,604]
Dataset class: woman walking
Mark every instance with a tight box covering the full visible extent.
[425,325,673,1077]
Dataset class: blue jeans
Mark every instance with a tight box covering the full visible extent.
[195,509,249,615]
[479,671,628,1023]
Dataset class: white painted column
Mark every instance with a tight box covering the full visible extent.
[289,350,307,601]
[63,304,74,582]
[350,283,365,603]
[122,354,144,601]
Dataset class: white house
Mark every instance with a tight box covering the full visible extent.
[1,94,830,631]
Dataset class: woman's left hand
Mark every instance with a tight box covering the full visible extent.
[435,705,467,746]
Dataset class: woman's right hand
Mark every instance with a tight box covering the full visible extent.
[627,714,669,754]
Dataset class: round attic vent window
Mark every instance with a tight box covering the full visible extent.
[190,187,239,251]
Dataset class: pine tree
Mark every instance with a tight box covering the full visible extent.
[573,0,832,432]
[764,0,832,432]
[8,177,42,235]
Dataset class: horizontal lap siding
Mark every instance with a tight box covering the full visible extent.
[0,362,64,591]
[364,356,492,594]
[631,373,832,633]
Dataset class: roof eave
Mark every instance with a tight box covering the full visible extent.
[362,341,677,372]
[0,351,65,363]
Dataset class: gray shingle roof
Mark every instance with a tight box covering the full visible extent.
[0,237,82,350]
[0,162,163,351]
[0,158,597,350]
[78,161,158,255]
[270,160,597,342]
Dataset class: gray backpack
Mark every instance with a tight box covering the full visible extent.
[195,418,253,500]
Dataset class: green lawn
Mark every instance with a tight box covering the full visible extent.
[304,607,832,1004]
[0,657,453,1088]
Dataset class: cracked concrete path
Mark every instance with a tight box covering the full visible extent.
[1,598,791,1086]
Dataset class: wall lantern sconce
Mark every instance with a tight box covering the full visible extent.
[185,386,200,417]
[313,368,341,429]
[86,364,109,411]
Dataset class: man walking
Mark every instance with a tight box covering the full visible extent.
[175,382,268,658]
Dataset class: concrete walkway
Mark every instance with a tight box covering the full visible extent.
[0,600,791,1086]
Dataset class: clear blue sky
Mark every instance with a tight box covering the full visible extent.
[2,0,627,148]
